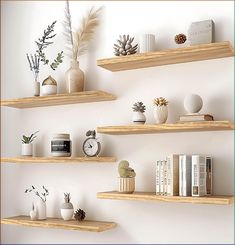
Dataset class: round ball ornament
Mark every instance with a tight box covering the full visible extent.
[184,94,203,114]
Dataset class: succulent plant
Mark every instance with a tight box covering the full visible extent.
[61,193,73,209]
[22,131,39,144]
[118,160,136,178]
[153,97,168,106]
[74,209,86,221]
[175,33,187,44]
[132,102,146,113]
[114,35,138,56]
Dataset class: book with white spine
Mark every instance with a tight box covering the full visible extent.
[163,160,168,196]
[166,154,179,196]
[159,161,164,195]
[206,157,213,195]
[156,161,160,195]
[179,155,192,196]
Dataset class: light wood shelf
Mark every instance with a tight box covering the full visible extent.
[1,156,116,164]
[97,121,234,135]
[97,191,234,205]
[97,41,234,72]
[0,90,116,109]
[1,216,117,232]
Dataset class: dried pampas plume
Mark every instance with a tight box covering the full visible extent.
[63,0,102,60]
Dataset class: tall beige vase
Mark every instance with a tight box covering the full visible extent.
[65,60,84,93]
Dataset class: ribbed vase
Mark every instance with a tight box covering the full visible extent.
[153,106,168,124]
[118,177,135,194]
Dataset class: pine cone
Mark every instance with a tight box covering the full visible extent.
[174,33,187,44]
[132,102,146,113]
[74,209,86,221]
[114,35,138,56]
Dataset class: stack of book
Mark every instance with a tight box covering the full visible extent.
[179,114,214,122]
[156,154,212,197]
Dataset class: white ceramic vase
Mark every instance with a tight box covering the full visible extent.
[118,177,135,194]
[139,34,155,53]
[153,106,168,124]
[65,60,84,93]
[36,199,46,220]
[61,209,74,221]
[41,76,57,96]
[132,111,146,124]
[34,81,40,96]
[21,143,33,156]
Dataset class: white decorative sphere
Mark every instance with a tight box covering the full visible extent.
[184,94,203,113]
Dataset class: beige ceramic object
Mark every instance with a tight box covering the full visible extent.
[41,76,57,96]
[65,60,84,93]
[118,177,135,193]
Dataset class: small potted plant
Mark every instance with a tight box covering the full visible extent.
[153,97,168,124]
[118,160,136,194]
[21,131,39,156]
[61,193,74,221]
[132,101,146,124]
[25,185,49,220]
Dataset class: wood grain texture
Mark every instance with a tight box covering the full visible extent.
[1,216,117,232]
[97,121,234,135]
[0,90,116,109]
[97,41,234,71]
[97,191,234,205]
[1,156,116,164]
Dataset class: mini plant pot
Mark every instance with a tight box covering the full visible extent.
[61,208,74,221]
[118,177,135,194]
[41,76,57,96]
[132,111,146,125]
[36,199,46,220]
[153,106,168,124]
[21,143,33,156]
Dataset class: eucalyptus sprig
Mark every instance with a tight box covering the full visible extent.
[25,185,49,203]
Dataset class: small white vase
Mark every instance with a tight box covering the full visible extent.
[41,76,57,96]
[61,209,74,221]
[139,34,155,53]
[21,143,33,156]
[132,111,146,124]
[153,106,168,124]
[118,177,135,194]
[36,199,46,220]
[29,203,38,220]
[34,81,40,97]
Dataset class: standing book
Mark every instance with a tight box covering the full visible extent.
[156,161,160,195]
[166,154,179,196]
[179,155,192,196]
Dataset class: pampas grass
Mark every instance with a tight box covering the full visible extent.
[63,1,102,60]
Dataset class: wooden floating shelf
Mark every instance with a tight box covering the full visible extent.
[97,191,234,205]
[97,121,234,135]
[97,41,234,72]
[1,156,116,164]
[0,90,116,109]
[1,216,117,232]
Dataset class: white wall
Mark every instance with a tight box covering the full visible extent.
[1,1,234,244]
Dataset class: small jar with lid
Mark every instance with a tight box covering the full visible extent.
[51,134,71,157]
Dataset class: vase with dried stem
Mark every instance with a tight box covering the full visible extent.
[63,1,102,93]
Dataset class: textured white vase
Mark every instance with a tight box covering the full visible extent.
[153,106,168,124]
[132,111,146,124]
[41,76,57,96]
[184,94,203,113]
[61,209,74,221]
[139,34,155,53]
[118,177,135,194]
[36,199,46,220]
[21,143,33,156]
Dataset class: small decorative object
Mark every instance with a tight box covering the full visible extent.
[41,76,57,96]
[139,34,155,53]
[27,21,64,97]
[51,133,71,157]
[153,97,168,124]
[82,130,101,157]
[114,35,138,56]
[21,131,39,156]
[184,94,203,114]
[63,1,102,93]
[118,160,136,194]
[61,193,74,221]
[25,185,49,220]
[26,54,40,96]
[132,102,146,124]
[29,203,37,220]
[188,19,214,45]
[174,33,187,44]
[74,208,86,221]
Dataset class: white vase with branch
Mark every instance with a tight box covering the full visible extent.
[63,1,102,93]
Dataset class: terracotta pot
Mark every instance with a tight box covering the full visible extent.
[65,60,84,93]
